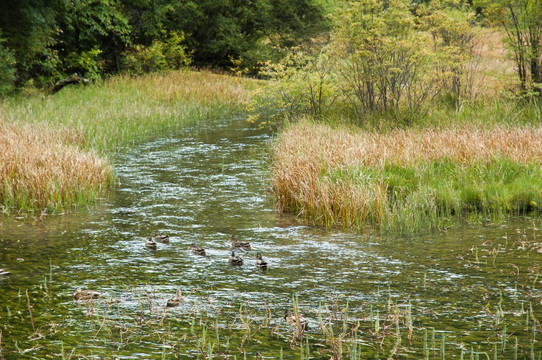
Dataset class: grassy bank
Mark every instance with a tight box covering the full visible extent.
[271,119,542,232]
[0,70,256,212]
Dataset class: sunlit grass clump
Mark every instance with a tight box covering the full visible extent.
[0,70,255,212]
[272,120,542,231]
[0,120,113,212]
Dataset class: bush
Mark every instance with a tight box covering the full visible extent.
[252,0,482,126]
[0,37,16,96]
[123,32,191,75]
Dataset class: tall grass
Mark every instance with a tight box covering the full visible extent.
[2,70,257,153]
[271,120,542,231]
[0,120,113,212]
[0,70,256,212]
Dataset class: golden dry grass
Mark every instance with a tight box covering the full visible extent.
[272,120,542,227]
[0,118,113,211]
[472,30,517,98]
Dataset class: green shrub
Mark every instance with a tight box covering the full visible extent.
[124,32,191,75]
[0,37,16,96]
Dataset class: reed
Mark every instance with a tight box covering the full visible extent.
[271,120,542,231]
[0,121,113,212]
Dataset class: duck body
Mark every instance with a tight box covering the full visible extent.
[0,269,10,276]
[166,290,184,307]
[73,289,102,300]
[154,232,170,243]
[284,310,309,330]
[255,252,268,269]
[145,235,157,249]
[229,235,251,250]
[229,251,244,265]
[189,243,206,256]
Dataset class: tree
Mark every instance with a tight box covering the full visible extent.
[475,0,542,96]
[0,0,58,84]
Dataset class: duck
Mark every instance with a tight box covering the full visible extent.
[0,269,10,276]
[229,235,251,250]
[229,251,244,265]
[166,290,184,307]
[73,288,102,300]
[189,243,206,256]
[145,235,157,249]
[255,252,268,269]
[154,232,170,243]
[284,310,309,330]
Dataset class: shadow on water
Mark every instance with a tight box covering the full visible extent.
[1,117,542,358]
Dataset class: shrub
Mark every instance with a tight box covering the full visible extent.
[252,0,481,126]
[0,36,16,96]
[124,32,191,75]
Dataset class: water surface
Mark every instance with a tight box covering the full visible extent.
[1,117,541,359]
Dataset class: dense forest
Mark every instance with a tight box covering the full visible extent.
[1,0,541,102]
[0,0,329,93]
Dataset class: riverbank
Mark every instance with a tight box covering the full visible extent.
[0,70,256,212]
[272,119,542,232]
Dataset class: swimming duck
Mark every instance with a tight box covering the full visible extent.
[189,243,206,256]
[229,251,244,265]
[73,288,102,300]
[145,235,157,249]
[154,232,170,243]
[229,235,251,250]
[255,252,268,269]
[0,269,10,276]
[166,290,184,307]
[284,310,309,330]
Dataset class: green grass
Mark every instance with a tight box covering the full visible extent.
[326,158,542,231]
[2,70,257,154]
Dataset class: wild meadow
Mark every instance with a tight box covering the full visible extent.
[259,4,542,232]
[271,119,542,232]
[0,70,256,212]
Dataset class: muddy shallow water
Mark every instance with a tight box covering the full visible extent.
[1,117,541,359]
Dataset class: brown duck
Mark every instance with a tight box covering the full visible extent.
[229,251,243,265]
[166,290,184,307]
[154,232,170,243]
[145,235,157,249]
[189,243,206,256]
[73,288,102,300]
[229,235,251,250]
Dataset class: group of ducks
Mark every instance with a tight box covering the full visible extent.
[72,234,308,329]
[145,233,269,269]
[73,234,269,305]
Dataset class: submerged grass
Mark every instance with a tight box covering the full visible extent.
[0,70,256,212]
[271,120,542,231]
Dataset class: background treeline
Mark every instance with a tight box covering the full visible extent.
[251,0,542,126]
[0,0,330,94]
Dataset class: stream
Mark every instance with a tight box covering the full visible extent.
[1,117,541,359]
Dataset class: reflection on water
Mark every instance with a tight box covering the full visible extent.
[1,117,541,358]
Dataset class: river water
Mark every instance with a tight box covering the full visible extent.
[1,117,541,359]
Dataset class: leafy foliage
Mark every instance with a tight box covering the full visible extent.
[0,35,16,95]
[0,0,328,91]
[123,31,191,75]
[254,0,482,126]
[475,0,542,96]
